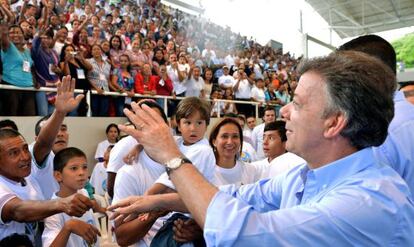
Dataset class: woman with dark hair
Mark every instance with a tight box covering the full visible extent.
[95,123,119,162]
[59,43,92,116]
[209,118,260,186]
[0,24,36,116]
[32,28,62,116]
[202,68,214,99]
[87,44,112,116]
[109,35,124,68]
[110,54,135,116]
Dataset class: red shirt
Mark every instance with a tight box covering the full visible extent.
[134,73,157,94]
[154,75,173,96]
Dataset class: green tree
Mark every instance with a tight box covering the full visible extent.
[392,33,414,68]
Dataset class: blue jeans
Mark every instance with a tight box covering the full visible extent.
[36,91,54,116]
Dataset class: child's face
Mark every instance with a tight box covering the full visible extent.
[178,111,207,145]
[55,156,88,192]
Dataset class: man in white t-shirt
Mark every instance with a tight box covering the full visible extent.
[218,66,235,90]
[30,75,85,199]
[251,121,305,178]
[167,53,186,97]
[251,107,276,160]
[244,116,256,141]
[0,78,94,243]
[185,66,205,97]
[233,67,254,117]
[106,135,138,198]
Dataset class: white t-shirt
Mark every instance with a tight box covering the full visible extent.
[95,139,116,161]
[212,161,260,187]
[218,75,235,89]
[107,136,138,174]
[155,138,215,189]
[185,76,205,97]
[240,141,257,163]
[251,87,266,103]
[0,175,44,242]
[250,158,271,179]
[251,123,265,160]
[266,152,305,178]
[42,189,99,247]
[113,151,166,247]
[233,79,252,99]
[167,65,186,95]
[89,162,107,196]
[28,144,59,199]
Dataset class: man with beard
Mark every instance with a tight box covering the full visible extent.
[30,76,84,199]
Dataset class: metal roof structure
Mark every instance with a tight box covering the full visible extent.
[306,0,414,38]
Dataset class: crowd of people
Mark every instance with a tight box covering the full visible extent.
[0,0,298,118]
[1,0,414,247]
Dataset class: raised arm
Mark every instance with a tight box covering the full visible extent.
[32,76,84,164]
[0,23,10,51]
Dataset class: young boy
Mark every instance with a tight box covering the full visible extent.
[42,147,105,247]
[146,97,216,195]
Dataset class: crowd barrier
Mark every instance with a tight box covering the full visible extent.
[0,84,278,119]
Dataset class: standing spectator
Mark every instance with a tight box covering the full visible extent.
[202,68,214,100]
[110,54,135,116]
[218,65,235,90]
[32,29,62,116]
[87,44,112,116]
[154,64,173,110]
[109,35,124,68]
[0,24,36,116]
[134,63,157,95]
[233,67,254,117]
[59,43,92,116]
[185,66,204,97]
[275,81,291,115]
[251,78,266,117]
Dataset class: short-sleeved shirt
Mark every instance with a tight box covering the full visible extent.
[1,43,33,86]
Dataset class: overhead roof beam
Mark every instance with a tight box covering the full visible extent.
[388,0,401,20]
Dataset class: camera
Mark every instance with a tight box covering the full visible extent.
[70,51,78,56]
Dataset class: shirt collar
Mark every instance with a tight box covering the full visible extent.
[394,90,405,102]
[310,148,374,190]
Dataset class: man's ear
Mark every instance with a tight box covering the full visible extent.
[323,112,347,139]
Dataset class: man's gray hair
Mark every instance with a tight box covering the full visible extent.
[296,51,395,150]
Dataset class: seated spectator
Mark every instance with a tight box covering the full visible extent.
[210,118,260,186]
[90,145,113,197]
[95,123,119,162]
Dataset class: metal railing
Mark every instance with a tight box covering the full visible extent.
[0,84,277,118]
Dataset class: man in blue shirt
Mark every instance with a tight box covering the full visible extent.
[338,35,414,197]
[109,51,414,246]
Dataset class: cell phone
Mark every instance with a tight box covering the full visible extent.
[70,51,78,56]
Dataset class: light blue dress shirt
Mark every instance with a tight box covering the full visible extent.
[373,90,414,197]
[204,148,414,246]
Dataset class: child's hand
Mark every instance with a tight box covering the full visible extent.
[65,219,101,245]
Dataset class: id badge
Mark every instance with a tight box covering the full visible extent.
[49,64,56,75]
[125,97,132,104]
[159,79,165,86]
[99,73,106,81]
[23,61,31,73]
[77,69,86,79]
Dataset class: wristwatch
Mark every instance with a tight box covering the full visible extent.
[165,156,192,174]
